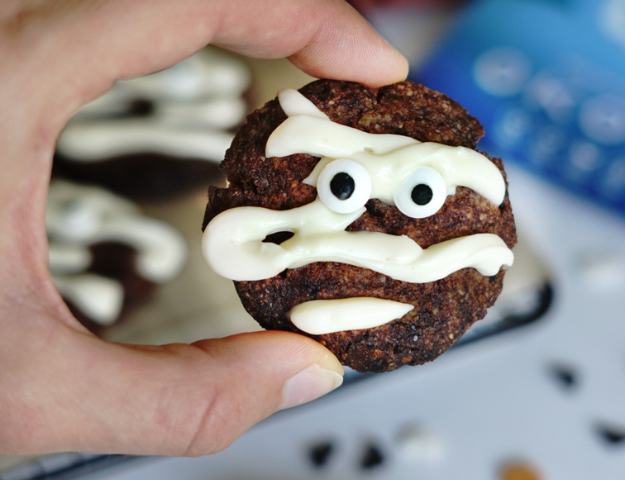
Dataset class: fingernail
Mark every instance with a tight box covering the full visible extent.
[280,364,344,410]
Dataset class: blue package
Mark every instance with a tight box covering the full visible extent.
[413,0,625,216]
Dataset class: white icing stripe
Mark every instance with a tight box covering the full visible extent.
[73,96,247,130]
[203,197,513,282]
[290,298,415,334]
[53,274,124,326]
[115,48,251,101]
[277,88,331,119]
[267,114,416,159]
[267,110,505,206]
[156,97,247,129]
[48,243,92,274]
[92,216,189,283]
[57,121,233,163]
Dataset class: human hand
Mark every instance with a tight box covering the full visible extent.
[0,0,407,457]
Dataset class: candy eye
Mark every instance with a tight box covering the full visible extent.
[317,159,371,214]
[394,166,447,218]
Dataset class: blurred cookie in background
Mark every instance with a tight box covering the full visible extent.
[47,179,188,333]
[53,48,251,200]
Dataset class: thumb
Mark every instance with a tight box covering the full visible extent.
[3,328,343,457]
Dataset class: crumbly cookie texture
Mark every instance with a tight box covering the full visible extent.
[203,80,516,373]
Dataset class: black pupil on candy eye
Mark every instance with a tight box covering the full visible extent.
[330,172,355,200]
[411,184,433,206]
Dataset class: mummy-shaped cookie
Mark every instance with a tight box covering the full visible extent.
[202,80,517,372]
[48,180,187,329]
[54,48,251,198]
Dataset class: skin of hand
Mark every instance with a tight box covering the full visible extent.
[0,0,407,457]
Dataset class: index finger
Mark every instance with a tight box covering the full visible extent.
[5,0,408,124]
[210,0,409,87]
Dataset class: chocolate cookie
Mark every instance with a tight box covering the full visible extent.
[48,179,188,333]
[53,49,250,200]
[202,80,516,373]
